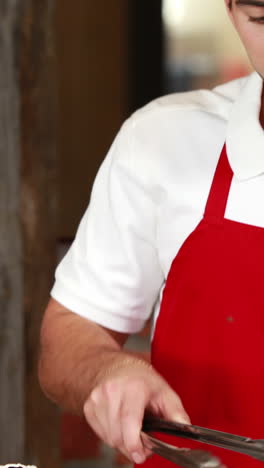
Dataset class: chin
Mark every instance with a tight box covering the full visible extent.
[249,61,264,80]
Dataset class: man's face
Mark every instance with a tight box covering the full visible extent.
[225,0,264,77]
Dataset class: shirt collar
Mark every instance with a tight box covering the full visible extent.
[226,72,264,180]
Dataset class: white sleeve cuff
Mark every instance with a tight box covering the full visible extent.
[50,280,147,334]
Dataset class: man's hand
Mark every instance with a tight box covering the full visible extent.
[40,299,190,464]
[84,358,190,464]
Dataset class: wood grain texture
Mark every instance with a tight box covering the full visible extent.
[0,1,25,461]
[18,2,60,467]
[0,2,60,465]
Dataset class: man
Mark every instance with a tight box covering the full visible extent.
[39,1,264,466]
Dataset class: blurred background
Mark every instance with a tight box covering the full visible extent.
[0,1,251,468]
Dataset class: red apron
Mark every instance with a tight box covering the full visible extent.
[137,144,264,468]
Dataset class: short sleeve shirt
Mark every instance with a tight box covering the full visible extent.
[51,72,264,334]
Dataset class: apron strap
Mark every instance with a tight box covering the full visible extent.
[204,144,233,220]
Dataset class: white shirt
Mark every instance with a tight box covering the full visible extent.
[51,72,264,335]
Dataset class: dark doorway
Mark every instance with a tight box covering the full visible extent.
[127,0,164,114]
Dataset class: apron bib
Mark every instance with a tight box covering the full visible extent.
[137,145,264,468]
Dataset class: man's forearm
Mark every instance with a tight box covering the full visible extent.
[39,299,190,464]
[39,299,145,414]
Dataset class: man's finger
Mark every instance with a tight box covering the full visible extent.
[120,384,148,464]
[103,380,124,448]
[84,399,108,443]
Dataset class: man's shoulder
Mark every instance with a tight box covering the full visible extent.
[113,74,250,172]
[131,75,248,128]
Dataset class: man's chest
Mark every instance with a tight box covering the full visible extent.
[156,156,264,278]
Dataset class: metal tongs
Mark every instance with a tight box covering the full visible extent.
[141,415,264,467]
[141,431,223,468]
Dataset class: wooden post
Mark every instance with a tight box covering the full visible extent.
[18,2,60,468]
[0,1,60,466]
[0,2,25,461]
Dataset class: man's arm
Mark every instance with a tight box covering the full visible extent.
[39,298,190,464]
[39,298,131,413]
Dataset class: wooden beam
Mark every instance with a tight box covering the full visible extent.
[18,2,60,467]
[0,1,25,461]
[0,1,60,465]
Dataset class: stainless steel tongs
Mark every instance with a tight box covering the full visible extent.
[141,432,224,468]
[142,415,264,465]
